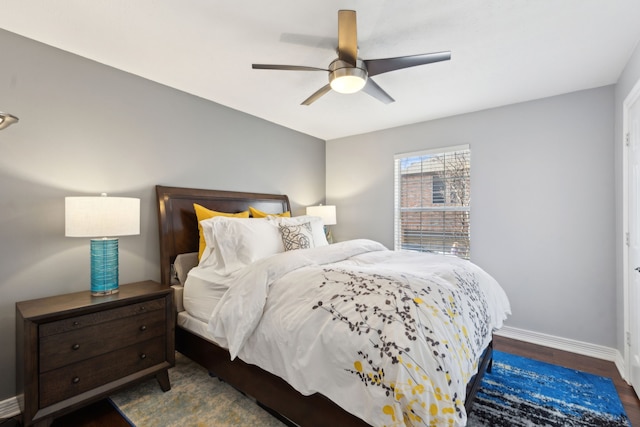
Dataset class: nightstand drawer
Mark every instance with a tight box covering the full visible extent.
[40,298,165,337]
[40,309,166,372]
[39,336,165,408]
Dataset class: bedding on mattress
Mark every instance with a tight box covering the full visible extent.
[203,238,510,427]
[183,266,230,322]
[177,310,213,340]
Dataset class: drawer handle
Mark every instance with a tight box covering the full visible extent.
[140,325,147,332]
[72,344,80,351]
[72,376,80,384]
[72,321,80,327]
[140,306,146,311]
[140,353,147,360]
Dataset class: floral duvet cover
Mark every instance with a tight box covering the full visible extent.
[208,239,510,427]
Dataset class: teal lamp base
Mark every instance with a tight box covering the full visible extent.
[90,238,119,296]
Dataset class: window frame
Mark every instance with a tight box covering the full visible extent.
[393,144,471,259]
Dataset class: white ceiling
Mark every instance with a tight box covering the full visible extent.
[2,1,640,140]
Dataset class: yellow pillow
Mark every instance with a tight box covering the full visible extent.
[249,206,291,218]
[193,204,249,260]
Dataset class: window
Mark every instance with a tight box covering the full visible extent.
[394,145,470,259]
[432,175,446,204]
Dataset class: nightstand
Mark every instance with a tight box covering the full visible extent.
[16,280,175,427]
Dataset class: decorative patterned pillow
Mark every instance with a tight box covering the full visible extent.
[268,215,329,247]
[279,222,313,251]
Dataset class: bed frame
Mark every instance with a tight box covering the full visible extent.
[156,185,492,426]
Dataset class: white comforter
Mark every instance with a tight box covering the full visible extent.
[207,239,510,427]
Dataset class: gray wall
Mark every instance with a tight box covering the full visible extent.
[0,29,325,400]
[615,41,640,354]
[327,86,616,348]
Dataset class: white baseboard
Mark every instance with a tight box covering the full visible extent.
[614,351,628,382]
[496,326,628,381]
[0,395,20,420]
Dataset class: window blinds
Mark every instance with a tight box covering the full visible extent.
[394,145,471,259]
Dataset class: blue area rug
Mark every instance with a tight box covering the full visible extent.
[468,350,631,427]
[111,351,631,426]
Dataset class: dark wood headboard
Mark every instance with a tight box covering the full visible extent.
[155,185,291,285]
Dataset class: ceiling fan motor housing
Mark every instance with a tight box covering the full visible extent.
[329,59,368,93]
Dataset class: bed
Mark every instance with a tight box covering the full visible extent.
[155,185,510,427]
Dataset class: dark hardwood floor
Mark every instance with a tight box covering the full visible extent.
[6,336,640,426]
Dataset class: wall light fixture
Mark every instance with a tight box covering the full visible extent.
[0,112,19,130]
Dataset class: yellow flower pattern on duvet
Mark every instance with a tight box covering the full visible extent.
[312,267,489,426]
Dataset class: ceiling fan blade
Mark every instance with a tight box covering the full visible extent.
[364,51,451,77]
[337,10,358,66]
[362,78,395,104]
[252,64,328,72]
[301,84,332,106]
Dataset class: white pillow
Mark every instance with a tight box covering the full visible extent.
[200,217,284,274]
[174,252,199,285]
[268,215,329,247]
[198,219,225,270]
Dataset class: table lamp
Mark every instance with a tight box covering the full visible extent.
[65,193,140,296]
[306,204,337,243]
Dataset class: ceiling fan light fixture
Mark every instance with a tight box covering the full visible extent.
[329,59,367,94]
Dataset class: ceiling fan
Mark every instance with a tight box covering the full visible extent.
[252,10,451,106]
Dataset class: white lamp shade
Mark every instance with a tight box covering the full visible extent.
[65,195,140,237]
[306,205,337,226]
